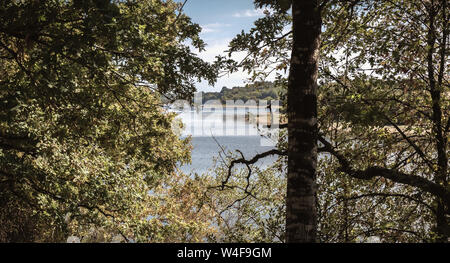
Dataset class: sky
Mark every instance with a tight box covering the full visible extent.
[175,0,268,92]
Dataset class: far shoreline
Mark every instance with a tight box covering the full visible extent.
[168,103,283,109]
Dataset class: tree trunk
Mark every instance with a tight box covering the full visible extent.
[286,0,322,243]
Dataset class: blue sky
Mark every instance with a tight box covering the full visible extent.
[175,0,268,92]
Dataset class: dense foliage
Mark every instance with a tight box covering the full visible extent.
[211,0,449,242]
[0,0,217,242]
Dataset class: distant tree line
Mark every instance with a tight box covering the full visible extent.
[199,81,283,104]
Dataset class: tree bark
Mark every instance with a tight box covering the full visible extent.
[286,0,322,243]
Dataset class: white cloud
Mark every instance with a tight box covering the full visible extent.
[192,38,283,92]
[200,23,231,34]
[193,39,239,62]
[232,8,268,18]
[191,39,249,91]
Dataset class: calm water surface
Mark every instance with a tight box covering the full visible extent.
[174,108,278,174]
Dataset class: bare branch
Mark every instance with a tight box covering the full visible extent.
[341,192,435,213]
[318,135,450,208]
[221,148,286,190]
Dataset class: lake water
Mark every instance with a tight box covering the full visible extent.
[173,107,279,174]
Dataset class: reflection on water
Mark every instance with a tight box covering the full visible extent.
[173,107,278,174]
[181,136,277,175]
[176,107,261,137]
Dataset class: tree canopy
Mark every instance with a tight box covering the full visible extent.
[0,0,217,242]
